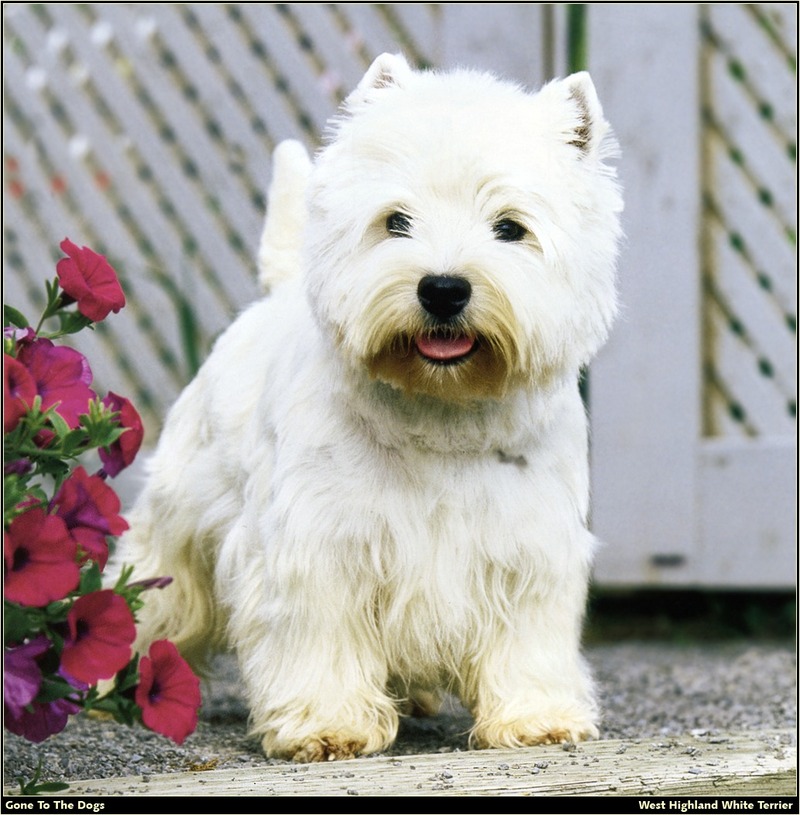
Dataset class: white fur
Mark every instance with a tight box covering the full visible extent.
[118,54,623,762]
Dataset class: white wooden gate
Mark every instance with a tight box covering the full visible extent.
[3,4,796,587]
[588,4,796,588]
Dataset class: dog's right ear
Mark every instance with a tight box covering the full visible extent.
[345,53,413,109]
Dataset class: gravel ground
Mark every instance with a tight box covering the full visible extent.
[3,640,795,789]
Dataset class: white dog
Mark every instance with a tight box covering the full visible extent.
[120,53,622,762]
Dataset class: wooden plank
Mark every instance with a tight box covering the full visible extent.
[93,4,258,304]
[708,221,796,398]
[708,45,796,226]
[707,307,794,437]
[697,438,797,588]
[238,4,336,137]
[288,3,373,94]
[588,4,702,587]
[333,3,412,65]
[383,3,441,68]
[26,729,796,797]
[706,3,796,141]
[188,3,313,149]
[441,4,549,84]
[145,4,271,217]
[708,138,797,316]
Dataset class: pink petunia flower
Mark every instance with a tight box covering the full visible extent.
[60,590,136,685]
[3,636,51,718]
[2,636,82,743]
[135,640,201,745]
[4,509,80,607]
[4,353,37,433]
[56,238,125,323]
[3,326,36,345]
[4,695,81,743]
[51,466,128,570]
[98,392,144,477]
[15,339,96,429]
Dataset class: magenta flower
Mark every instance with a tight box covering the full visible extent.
[3,326,36,344]
[135,640,201,745]
[4,637,51,718]
[4,353,37,433]
[4,695,81,743]
[15,339,96,428]
[99,392,144,477]
[4,509,80,607]
[56,238,125,323]
[51,466,128,570]
[60,590,136,685]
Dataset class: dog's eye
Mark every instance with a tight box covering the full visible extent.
[493,219,527,243]
[386,212,412,237]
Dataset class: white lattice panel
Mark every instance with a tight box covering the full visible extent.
[701,3,797,438]
[2,3,441,432]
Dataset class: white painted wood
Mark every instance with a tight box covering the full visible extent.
[440,3,551,86]
[709,305,795,436]
[240,4,336,136]
[696,438,797,587]
[3,3,795,587]
[587,3,795,588]
[588,4,703,586]
[387,3,441,66]
[188,3,313,148]
[709,141,796,318]
[334,4,414,68]
[709,221,796,396]
[289,3,373,93]
[707,3,797,140]
[708,44,796,225]
[2,30,181,422]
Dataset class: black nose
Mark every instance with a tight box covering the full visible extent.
[417,275,472,320]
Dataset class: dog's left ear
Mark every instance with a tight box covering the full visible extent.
[345,53,414,110]
[542,72,610,160]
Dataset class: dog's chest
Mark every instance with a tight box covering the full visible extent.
[361,449,551,649]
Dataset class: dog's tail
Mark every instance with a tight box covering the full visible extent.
[257,139,313,293]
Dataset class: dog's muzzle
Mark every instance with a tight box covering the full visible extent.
[415,275,477,364]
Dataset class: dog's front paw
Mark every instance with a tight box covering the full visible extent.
[266,732,369,763]
[471,711,599,749]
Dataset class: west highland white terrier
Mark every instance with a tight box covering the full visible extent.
[120,53,623,762]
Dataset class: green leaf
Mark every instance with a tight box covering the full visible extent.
[55,310,94,337]
[26,781,71,794]
[47,408,72,440]
[4,304,30,329]
[3,602,41,643]
[79,562,103,594]
[36,676,80,704]
[15,758,71,795]
[59,427,91,457]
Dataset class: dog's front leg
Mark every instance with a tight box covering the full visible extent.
[465,568,599,749]
[218,509,398,762]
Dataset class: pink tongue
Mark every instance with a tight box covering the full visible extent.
[416,334,476,361]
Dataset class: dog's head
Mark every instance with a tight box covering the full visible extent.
[305,54,622,403]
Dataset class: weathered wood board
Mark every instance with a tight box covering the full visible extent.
[26,729,796,797]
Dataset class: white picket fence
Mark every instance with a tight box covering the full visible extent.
[3,3,796,588]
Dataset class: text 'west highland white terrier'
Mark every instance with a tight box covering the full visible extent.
[120,53,623,762]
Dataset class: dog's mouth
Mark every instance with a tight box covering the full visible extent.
[414,331,478,365]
